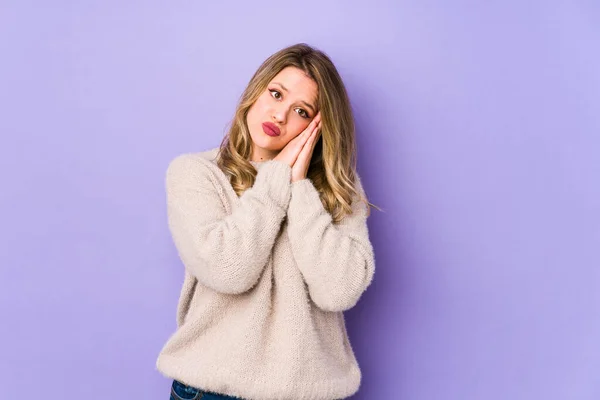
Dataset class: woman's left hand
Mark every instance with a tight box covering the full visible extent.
[291,113,321,183]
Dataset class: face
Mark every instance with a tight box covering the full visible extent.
[246,66,319,161]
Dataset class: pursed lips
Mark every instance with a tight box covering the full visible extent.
[262,122,281,136]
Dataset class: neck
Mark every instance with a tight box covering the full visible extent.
[250,146,277,163]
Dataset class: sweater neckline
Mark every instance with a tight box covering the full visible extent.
[250,159,269,167]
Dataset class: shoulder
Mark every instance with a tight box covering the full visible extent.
[349,170,370,215]
[352,170,367,197]
[166,147,222,183]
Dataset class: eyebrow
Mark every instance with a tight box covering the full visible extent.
[272,81,317,114]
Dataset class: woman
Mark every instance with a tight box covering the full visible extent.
[156,43,376,400]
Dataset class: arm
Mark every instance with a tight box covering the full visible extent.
[286,174,375,312]
[166,154,292,294]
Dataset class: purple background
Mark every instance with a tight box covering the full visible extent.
[1,1,599,399]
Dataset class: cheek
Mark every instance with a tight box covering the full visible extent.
[287,120,310,138]
[278,120,309,146]
[251,95,269,114]
[248,99,269,126]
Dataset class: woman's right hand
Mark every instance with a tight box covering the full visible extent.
[274,113,321,168]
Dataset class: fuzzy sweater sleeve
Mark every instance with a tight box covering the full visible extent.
[166,154,292,294]
[286,174,376,312]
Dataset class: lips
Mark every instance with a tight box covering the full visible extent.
[262,122,281,137]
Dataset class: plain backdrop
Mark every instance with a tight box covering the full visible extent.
[1,1,599,399]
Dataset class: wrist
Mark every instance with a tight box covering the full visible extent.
[291,176,309,184]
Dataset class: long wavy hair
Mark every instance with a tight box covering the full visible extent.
[217,43,375,223]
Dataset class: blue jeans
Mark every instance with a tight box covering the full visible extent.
[170,379,244,400]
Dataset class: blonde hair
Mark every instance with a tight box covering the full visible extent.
[217,43,377,222]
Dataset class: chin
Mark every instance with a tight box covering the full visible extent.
[249,129,284,151]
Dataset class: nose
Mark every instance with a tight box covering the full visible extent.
[272,106,286,125]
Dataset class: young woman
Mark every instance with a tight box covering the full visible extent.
[156,43,376,400]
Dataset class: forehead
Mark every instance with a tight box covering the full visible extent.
[271,66,318,100]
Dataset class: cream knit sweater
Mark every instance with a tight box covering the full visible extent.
[155,147,375,400]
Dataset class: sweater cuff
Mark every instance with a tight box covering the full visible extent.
[289,178,326,217]
[253,159,292,209]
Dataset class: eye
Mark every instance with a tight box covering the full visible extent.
[269,89,281,100]
[269,88,310,119]
[295,108,309,119]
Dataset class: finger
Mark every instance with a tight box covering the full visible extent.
[295,126,314,155]
[311,120,321,136]
[291,123,314,149]
[308,117,319,132]
[305,124,318,142]
[295,138,311,167]
[296,123,314,143]
[305,129,319,159]
[296,125,320,168]
[303,124,319,147]
[306,125,319,147]
[293,119,320,158]
[299,120,318,145]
